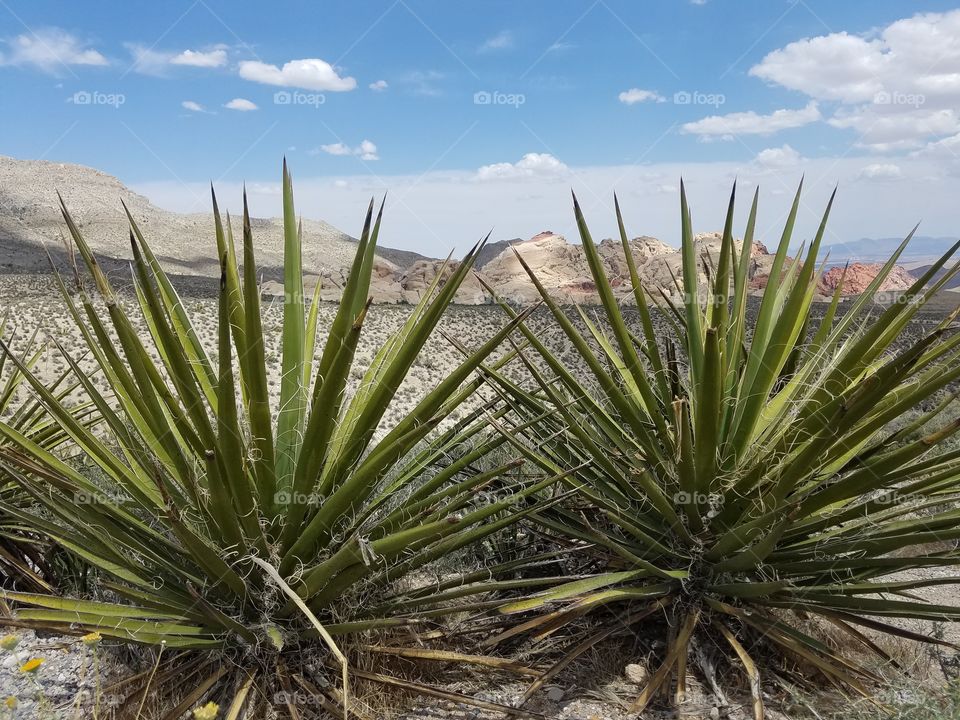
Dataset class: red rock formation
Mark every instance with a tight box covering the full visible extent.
[818,262,915,295]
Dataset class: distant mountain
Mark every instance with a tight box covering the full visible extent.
[821,236,959,265]
[0,155,431,281]
[474,238,519,269]
[909,264,960,290]
[0,155,919,305]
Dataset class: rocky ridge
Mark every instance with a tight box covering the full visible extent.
[0,156,916,304]
[0,155,422,282]
[479,230,784,304]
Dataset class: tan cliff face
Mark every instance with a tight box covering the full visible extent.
[399,259,490,305]
[0,156,916,305]
[478,230,793,304]
[481,231,595,304]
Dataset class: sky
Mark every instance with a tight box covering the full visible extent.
[3,0,960,258]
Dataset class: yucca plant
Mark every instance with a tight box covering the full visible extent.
[481,183,960,717]
[0,162,560,716]
[0,321,94,592]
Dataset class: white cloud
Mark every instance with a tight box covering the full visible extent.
[314,140,379,160]
[125,44,169,75]
[238,58,356,91]
[479,31,513,53]
[127,44,227,76]
[357,140,379,161]
[827,107,960,151]
[750,10,960,149]
[754,144,804,169]
[476,153,569,182]
[913,132,960,175]
[181,100,207,113]
[170,48,227,68]
[224,97,257,111]
[247,182,281,196]
[400,70,445,97]
[318,143,352,156]
[858,163,902,180]
[681,101,821,139]
[618,88,665,105]
[369,79,388,91]
[750,33,886,103]
[0,28,108,72]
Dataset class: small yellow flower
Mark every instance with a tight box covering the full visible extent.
[19,658,43,674]
[81,631,102,646]
[4,696,16,709]
[0,634,19,651]
[193,701,219,720]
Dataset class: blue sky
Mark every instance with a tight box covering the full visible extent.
[3,1,960,256]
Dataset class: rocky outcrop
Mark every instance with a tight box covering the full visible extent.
[483,232,596,304]
[400,260,490,305]
[480,230,786,304]
[597,236,675,290]
[473,239,518,269]
[318,259,407,304]
[819,262,915,295]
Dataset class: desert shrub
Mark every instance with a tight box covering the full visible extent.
[485,183,960,718]
[0,322,94,592]
[0,163,550,715]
